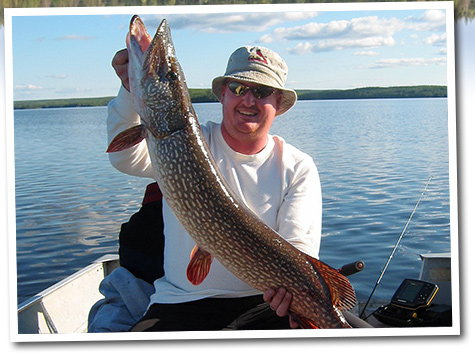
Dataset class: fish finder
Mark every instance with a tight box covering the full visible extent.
[390,279,438,310]
[373,279,447,327]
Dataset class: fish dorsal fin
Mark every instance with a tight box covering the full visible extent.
[305,255,357,311]
[106,124,147,152]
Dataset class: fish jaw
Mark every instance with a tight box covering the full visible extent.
[127,17,191,138]
[126,15,150,119]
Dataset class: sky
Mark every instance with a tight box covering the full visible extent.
[6,3,451,101]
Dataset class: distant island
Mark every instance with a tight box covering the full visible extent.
[13,85,447,110]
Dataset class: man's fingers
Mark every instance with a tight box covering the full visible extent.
[274,288,292,317]
[112,48,128,67]
[263,287,299,328]
[112,49,130,91]
[263,288,276,304]
[289,315,300,329]
[265,287,292,317]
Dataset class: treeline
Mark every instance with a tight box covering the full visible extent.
[13,96,117,110]
[295,85,447,100]
[12,88,219,109]
[13,85,447,109]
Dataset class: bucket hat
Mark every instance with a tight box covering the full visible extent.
[212,46,297,116]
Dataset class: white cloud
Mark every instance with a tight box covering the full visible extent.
[56,34,97,41]
[290,36,395,53]
[421,9,446,23]
[55,87,95,95]
[15,84,43,90]
[259,16,405,44]
[288,42,313,55]
[423,33,447,46]
[46,74,67,79]
[369,57,446,69]
[354,51,379,56]
[257,11,447,55]
[404,9,446,31]
[349,16,405,37]
[150,12,318,34]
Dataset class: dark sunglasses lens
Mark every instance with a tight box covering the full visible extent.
[228,82,248,96]
[228,82,275,99]
[253,86,274,99]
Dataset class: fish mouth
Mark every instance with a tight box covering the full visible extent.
[126,16,150,71]
[126,16,192,137]
[128,16,151,54]
[128,16,176,81]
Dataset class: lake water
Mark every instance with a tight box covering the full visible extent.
[13,98,452,310]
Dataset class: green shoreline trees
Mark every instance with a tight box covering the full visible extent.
[13,85,447,109]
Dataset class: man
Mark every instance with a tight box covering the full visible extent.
[107,43,322,331]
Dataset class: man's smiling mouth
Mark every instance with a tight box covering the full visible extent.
[238,110,257,116]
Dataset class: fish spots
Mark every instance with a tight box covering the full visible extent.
[131,15,354,328]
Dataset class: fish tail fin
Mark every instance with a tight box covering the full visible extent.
[305,255,357,311]
[106,124,147,152]
[186,245,213,286]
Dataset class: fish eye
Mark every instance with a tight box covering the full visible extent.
[166,70,177,81]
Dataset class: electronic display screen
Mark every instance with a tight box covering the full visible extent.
[398,282,424,302]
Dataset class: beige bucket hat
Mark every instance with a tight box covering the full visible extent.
[212,46,297,116]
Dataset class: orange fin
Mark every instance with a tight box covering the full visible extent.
[186,245,214,286]
[305,255,357,311]
[290,312,319,329]
[106,124,147,152]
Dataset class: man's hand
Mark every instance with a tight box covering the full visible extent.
[263,287,300,328]
[111,29,152,92]
[112,49,130,91]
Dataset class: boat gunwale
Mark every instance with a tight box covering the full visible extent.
[17,254,119,313]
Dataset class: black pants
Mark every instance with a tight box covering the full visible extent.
[129,295,292,332]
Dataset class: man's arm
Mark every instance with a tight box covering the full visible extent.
[107,49,155,179]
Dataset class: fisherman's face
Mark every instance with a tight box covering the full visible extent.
[220,80,282,154]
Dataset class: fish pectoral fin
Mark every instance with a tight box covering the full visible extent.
[106,124,147,152]
[305,255,357,311]
[186,245,214,286]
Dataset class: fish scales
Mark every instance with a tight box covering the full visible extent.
[108,16,357,329]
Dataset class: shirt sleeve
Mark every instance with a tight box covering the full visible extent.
[106,86,155,179]
[277,151,322,259]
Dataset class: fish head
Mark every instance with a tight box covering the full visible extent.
[127,16,191,137]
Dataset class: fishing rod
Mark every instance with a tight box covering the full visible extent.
[359,175,433,319]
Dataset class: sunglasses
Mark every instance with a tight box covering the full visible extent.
[227,81,275,99]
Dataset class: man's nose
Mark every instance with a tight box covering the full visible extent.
[241,90,256,106]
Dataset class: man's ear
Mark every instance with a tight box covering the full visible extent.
[276,92,283,111]
[220,83,227,103]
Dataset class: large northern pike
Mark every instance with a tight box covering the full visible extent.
[108,16,356,329]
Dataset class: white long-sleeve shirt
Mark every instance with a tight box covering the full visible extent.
[107,87,322,304]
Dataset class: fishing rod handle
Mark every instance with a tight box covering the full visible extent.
[339,260,365,277]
